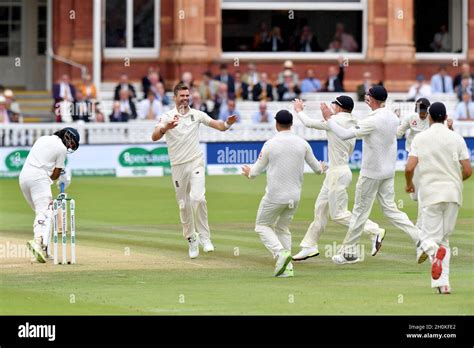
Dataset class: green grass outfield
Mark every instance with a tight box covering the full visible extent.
[0,172,473,315]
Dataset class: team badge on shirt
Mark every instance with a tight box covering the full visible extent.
[190,115,195,122]
[412,120,417,126]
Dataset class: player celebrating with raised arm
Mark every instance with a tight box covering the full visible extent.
[242,110,327,277]
[405,102,471,294]
[292,97,385,261]
[151,82,237,258]
[321,85,420,264]
[20,127,79,263]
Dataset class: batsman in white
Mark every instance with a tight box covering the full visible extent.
[20,127,78,263]
[321,86,420,264]
[405,102,471,294]
[397,97,454,229]
[151,82,238,258]
[292,96,385,261]
[242,110,326,277]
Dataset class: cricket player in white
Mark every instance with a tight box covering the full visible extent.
[151,82,237,258]
[19,127,79,263]
[321,86,420,264]
[405,102,471,294]
[292,96,385,261]
[397,98,454,228]
[242,110,326,277]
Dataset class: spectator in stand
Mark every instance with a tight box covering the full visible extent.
[117,88,137,119]
[142,66,165,99]
[213,82,230,119]
[181,71,194,89]
[199,71,219,102]
[93,102,105,123]
[455,92,474,121]
[219,99,241,122]
[79,74,97,101]
[156,82,171,108]
[356,72,374,101]
[299,25,322,52]
[277,70,301,101]
[330,23,358,52]
[300,69,321,93]
[53,74,76,122]
[453,63,473,93]
[190,91,210,116]
[431,65,454,94]
[109,101,129,122]
[430,24,451,52]
[138,90,163,120]
[253,22,269,51]
[278,60,299,85]
[8,103,22,123]
[252,100,273,124]
[144,72,160,99]
[407,75,432,101]
[114,73,136,101]
[234,71,249,100]
[264,26,286,52]
[71,90,92,123]
[215,64,235,95]
[326,37,348,53]
[242,63,260,94]
[252,72,274,101]
[456,76,473,101]
[323,58,345,92]
[0,96,10,124]
[4,89,21,115]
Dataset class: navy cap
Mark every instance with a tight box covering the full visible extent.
[367,85,388,101]
[274,110,293,125]
[416,97,431,111]
[428,102,447,121]
[332,95,354,112]
[416,74,425,81]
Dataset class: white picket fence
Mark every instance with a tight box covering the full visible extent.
[1,121,474,147]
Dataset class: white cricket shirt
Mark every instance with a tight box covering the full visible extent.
[410,123,469,206]
[19,135,67,181]
[157,107,213,166]
[249,131,323,204]
[297,111,356,167]
[397,112,430,153]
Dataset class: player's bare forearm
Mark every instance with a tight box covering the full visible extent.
[460,159,472,180]
[50,167,62,181]
[209,120,229,131]
[151,127,165,141]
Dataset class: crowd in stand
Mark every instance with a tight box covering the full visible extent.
[0,86,23,124]
[45,60,474,124]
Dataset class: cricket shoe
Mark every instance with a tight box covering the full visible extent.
[431,246,446,280]
[188,233,200,259]
[416,241,429,264]
[26,240,46,263]
[436,285,451,294]
[277,262,294,278]
[274,250,292,277]
[371,229,385,256]
[332,253,360,265]
[199,238,215,253]
[292,246,319,261]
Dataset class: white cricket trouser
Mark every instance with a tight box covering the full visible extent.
[420,202,458,288]
[341,176,420,256]
[410,166,423,229]
[19,177,53,247]
[171,157,210,241]
[300,167,382,248]
[255,198,298,258]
